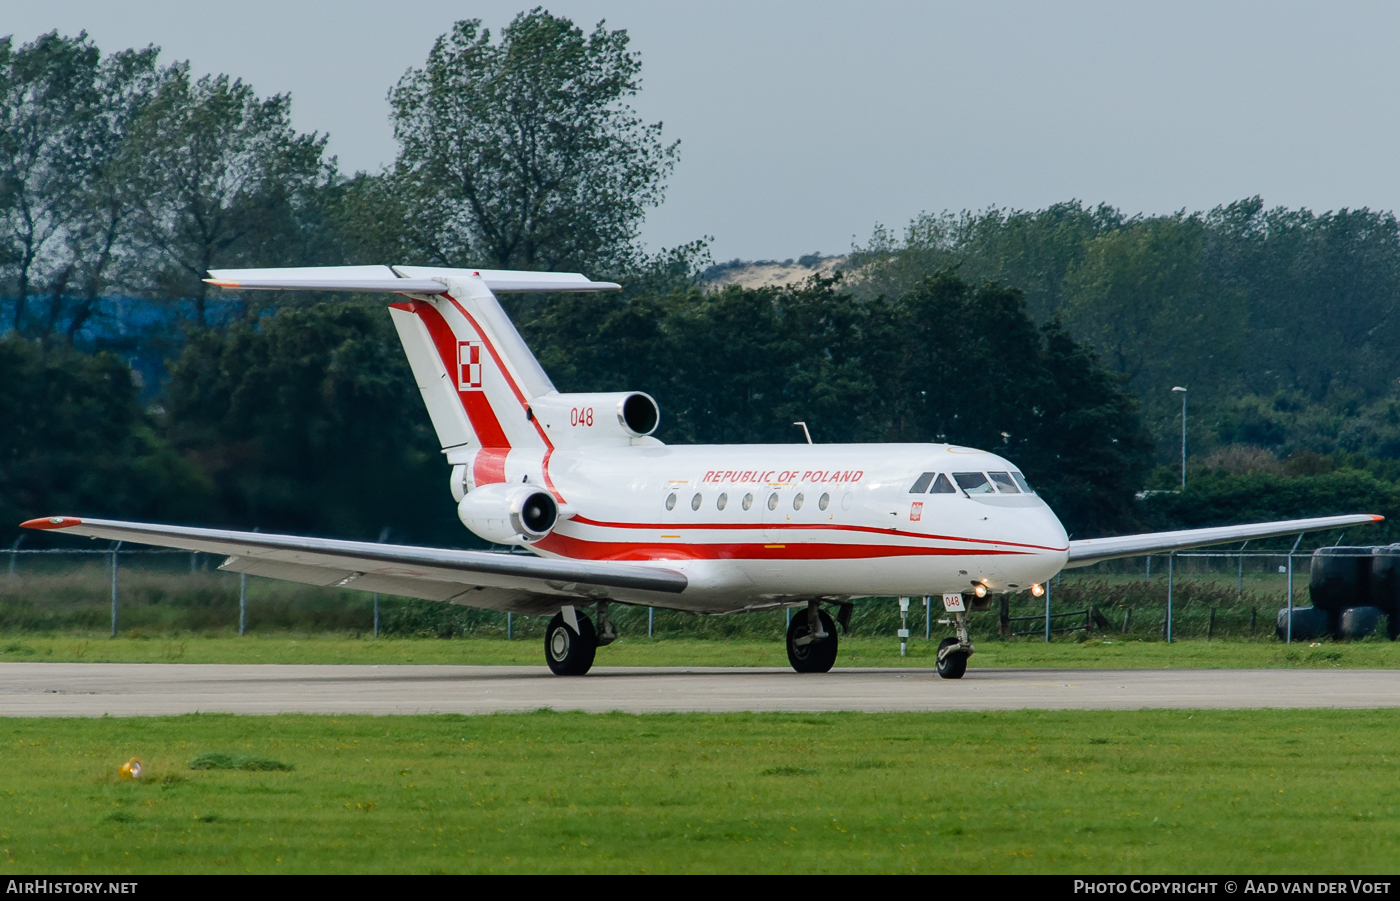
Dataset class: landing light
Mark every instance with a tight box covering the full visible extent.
[973,584,987,599]
[1030,583,1044,598]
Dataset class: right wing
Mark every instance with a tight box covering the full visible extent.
[22,516,686,616]
[1065,513,1383,568]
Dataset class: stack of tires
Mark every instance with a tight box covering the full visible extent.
[1277,546,1399,641]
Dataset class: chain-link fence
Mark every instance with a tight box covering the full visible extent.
[0,542,1383,643]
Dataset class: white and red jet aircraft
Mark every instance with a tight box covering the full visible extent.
[23,266,1381,676]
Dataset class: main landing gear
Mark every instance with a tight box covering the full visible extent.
[937,610,973,679]
[786,601,847,673]
[544,602,616,676]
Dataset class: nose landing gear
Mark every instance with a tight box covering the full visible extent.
[936,610,973,679]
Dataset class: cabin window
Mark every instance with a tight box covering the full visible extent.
[953,472,995,495]
[717,492,728,511]
[909,472,935,493]
[767,492,780,511]
[819,492,830,510]
[691,493,703,511]
[793,492,804,510]
[988,471,1021,493]
[1012,472,1034,494]
[929,473,956,494]
[742,493,754,511]
[665,492,677,511]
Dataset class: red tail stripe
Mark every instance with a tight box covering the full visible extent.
[397,299,512,484]
[441,294,553,448]
[441,292,566,502]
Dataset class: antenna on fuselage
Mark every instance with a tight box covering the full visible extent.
[794,422,813,444]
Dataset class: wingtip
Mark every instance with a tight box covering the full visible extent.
[1375,515,1386,522]
[203,279,237,288]
[21,516,82,531]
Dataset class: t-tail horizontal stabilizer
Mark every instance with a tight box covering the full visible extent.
[205,265,621,294]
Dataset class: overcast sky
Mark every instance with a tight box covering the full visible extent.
[11,1,1400,261]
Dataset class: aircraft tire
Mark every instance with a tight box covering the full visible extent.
[936,637,968,680]
[786,609,838,673]
[545,612,597,676]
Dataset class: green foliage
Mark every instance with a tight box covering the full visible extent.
[854,199,1400,466]
[9,21,1400,543]
[127,65,335,326]
[162,301,456,542]
[1141,468,1400,541]
[189,751,292,771]
[0,335,211,540]
[387,10,677,275]
[515,271,1152,534]
[0,32,163,338]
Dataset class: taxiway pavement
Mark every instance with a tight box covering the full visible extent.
[1,663,1398,716]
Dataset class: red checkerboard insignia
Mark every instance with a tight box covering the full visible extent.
[458,341,483,390]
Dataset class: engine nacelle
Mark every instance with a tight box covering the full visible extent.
[457,483,558,545]
[529,391,659,447]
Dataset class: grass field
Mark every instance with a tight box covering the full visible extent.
[2,633,1398,669]
[3,709,1398,874]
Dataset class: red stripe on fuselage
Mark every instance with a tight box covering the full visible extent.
[566,515,1067,553]
[532,531,1034,562]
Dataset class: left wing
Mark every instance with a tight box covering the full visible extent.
[22,516,686,616]
[1065,513,1383,568]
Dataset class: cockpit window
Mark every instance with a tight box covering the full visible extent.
[953,472,995,495]
[929,473,956,494]
[909,472,935,493]
[1012,472,1034,495]
[988,471,1021,493]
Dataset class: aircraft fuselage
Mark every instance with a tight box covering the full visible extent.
[462,441,1069,613]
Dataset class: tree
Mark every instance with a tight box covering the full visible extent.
[127,66,333,327]
[0,335,211,542]
[51,43,162,340]
[0,31,101,333]
[162,302,458,543]
[882,273,1152,534]
[515,270,1152,534]
[388,9,677,275]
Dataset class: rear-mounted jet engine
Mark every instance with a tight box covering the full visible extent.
[528,391,659,447]
[458,483,558,545]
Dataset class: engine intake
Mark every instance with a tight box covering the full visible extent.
[619,392,659,437]
[457,483,558,545]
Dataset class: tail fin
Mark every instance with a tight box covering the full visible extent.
[204,264,621,484]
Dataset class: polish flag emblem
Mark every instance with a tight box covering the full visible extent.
[458,341,483,390]
[910,502,923,522]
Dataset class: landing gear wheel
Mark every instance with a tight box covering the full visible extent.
[787,608,838,673]
[936,637,968,680]
[544,612,597,676]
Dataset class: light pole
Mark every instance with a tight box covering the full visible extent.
[1171,386,1187,490]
